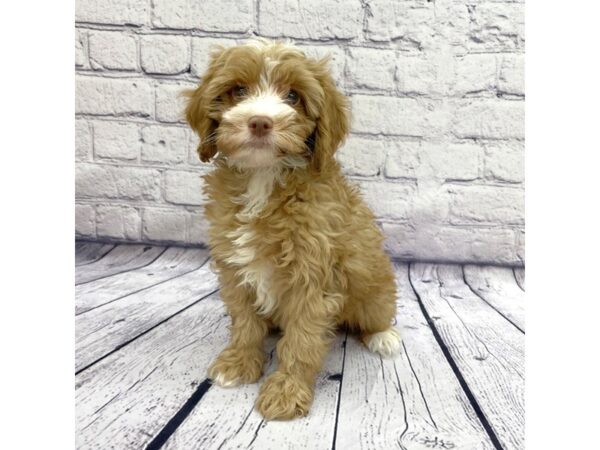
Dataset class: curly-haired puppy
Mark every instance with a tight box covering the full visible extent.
[185,39,400,420]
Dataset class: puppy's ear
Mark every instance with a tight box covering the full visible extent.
[311,58,350,171]
[183,47,227,163]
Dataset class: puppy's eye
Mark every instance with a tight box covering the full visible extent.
[231,85,248,100]
[285,90,300,105]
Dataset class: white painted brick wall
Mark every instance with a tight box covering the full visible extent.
[75,0,525,265]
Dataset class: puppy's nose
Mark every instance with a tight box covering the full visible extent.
[248,116,273,137]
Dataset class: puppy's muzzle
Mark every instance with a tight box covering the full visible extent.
[248,116,273,137]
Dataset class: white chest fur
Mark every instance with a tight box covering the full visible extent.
[225,225,277,316]
[235,166,281,219]
[223,168,280,316]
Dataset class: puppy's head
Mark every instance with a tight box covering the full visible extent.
[185,39,349,171]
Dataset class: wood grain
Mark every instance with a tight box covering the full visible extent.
[334,263,495,450]
[74,244,525,449]
[75,262,218,372]
[75,247,209,315]
[410,263,524,450]
[464,265,525,332]
[75,242,115,266]
[76,292,227,450]
[513,267,525,291]
[163,333,348,450]
[76,244,166,284]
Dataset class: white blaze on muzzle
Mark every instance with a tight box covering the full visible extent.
[222,89,296,129]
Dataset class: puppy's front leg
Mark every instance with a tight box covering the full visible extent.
[208,280,268,387]
[256,290,339,420]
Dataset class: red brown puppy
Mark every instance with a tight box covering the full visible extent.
[185,38,400,420]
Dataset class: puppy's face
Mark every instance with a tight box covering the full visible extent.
[185,40,349,171]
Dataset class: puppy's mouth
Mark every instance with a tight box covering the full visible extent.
[245,135,273,149]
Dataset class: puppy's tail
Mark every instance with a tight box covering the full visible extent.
[362,327,402,358]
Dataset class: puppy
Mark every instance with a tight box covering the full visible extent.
[185,39,400,420]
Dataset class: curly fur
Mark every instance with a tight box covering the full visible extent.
[186,39,400,420]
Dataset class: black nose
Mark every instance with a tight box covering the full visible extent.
[248,116,273,137]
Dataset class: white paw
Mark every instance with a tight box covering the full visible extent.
[364,327,402,358]
[211,371,240,388]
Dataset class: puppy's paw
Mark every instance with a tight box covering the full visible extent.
[362,326,402,358]
[255,372,313,420]
[207,347,264,387]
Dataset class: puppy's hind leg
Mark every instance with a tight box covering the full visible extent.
[346,283,402,358]
[362,326,402,358]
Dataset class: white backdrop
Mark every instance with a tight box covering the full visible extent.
[75,0,524,265]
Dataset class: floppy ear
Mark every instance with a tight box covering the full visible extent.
[311,58,350,171]
[183,47,227,163]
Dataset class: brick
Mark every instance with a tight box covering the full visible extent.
[468,3,525,52]
[76,163,161,201]
[94,121,140,161]
[396,56,448,95]
[384,141,420,179]
[164,170,204,206]
[386,141,481,181]
[75,120,92,161]
[96,205,141,240]
[88,31,137,71]
[141,35,190,75]
[346,47,396,90]
[143,208,187,242]
[452,100,524,139]
[187,132,203,166]
[516,228,525,263]
[428,2,471,54]
[365,0,435,49]
[259,0,362,39]
[484,141,524,183]
[141,125,187,164]
[351,96,437,137]
[75,204,96,238]
[357,180,414,220]
[424,142,482,181]
[156,81,196,123]
[409,186,451,224]
[76,76,153,117]
[448,185,524,225]
[336,137,386,177]
[499,54,525,95]
[382,223,518,265]
[297,45,346,84]
[75,30,88,68]
[152,0,253,32]
[187,211,209,245]
[191,37,237,78]
[113,166,162,201]
[76,163,119,199]
[76,0,149,26]
[453,54,497,95]
[397,53,496,97]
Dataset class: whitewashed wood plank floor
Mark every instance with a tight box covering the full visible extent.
[75,242,525,450]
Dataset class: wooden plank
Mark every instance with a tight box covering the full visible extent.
[464,265,525,332]
[75,242,115,266]
[410,263,524,450]
[76,292,228,450]
[75,244,166,285]
[163,333,347,450]
[75,262,219,372]
[334,263,495,450]
[75,247,210,315]
[513,267,525,291]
